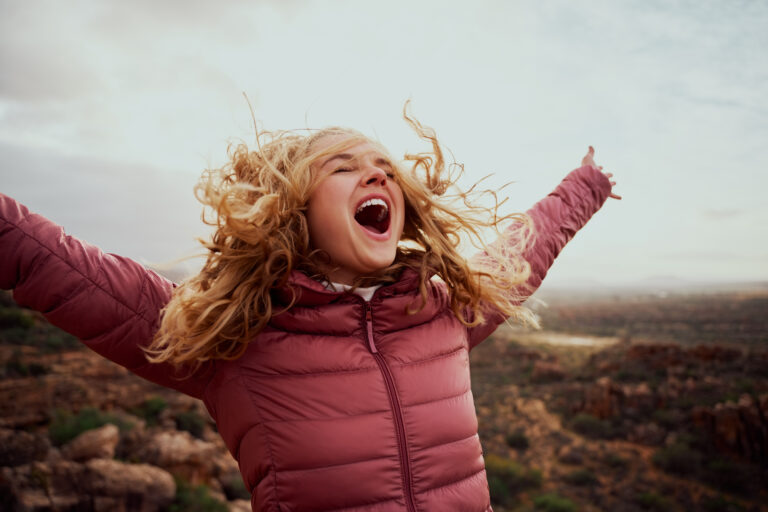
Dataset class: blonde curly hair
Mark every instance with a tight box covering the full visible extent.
[147,105,536,367]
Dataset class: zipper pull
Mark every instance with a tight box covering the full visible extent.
[364,302,378,353]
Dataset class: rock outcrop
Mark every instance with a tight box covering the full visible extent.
[133,430,221,484]
[61,424,119,462]
[692,393,768,467]
[1,458,175,512]
[0,428,50,467]
[578,377,659,421]
[531,360,566,382]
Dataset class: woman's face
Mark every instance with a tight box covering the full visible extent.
[306,135,405,285]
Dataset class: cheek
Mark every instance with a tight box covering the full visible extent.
[306,197,346,248]
[392,188,406,230]
[305,199,327,242]
[306,183,332,227]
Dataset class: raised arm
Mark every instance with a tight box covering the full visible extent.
[467,156,616,349]
[0,194,213,398]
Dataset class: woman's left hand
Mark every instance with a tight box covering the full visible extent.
[582,146,621,200]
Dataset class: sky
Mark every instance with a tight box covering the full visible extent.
[1,0,766,289]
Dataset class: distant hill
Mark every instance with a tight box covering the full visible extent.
[537,279,768,302]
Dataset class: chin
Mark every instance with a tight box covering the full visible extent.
[357,255,397,276]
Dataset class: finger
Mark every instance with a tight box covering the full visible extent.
[611,181,616,186]
[588,145,594,156]
[610,193,622,200]
[604,172,613,178]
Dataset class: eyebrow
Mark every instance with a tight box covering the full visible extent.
[320,153,353,168]
[320,153,393,169]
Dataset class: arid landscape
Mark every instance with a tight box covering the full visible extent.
[472,284,768,511]
[1,284,767,511]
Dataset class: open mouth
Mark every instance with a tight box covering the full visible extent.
[354,197,390,234]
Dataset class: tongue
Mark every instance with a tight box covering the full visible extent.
[360,224,383,234]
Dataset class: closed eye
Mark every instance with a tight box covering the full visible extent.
[333,167,354,173]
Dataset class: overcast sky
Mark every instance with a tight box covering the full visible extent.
[1,0,766,288]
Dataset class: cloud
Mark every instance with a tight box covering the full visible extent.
[0,0,255,103]
[658,250,766,262]
[0,4,104,101]
[1,0,766,285]
[1,140,204,264]
[700,208,745,220]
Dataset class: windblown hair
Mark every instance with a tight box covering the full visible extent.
[147,105,537,367]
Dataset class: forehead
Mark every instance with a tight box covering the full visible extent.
[310,134,391,168]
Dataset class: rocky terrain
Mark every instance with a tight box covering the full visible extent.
[0,290,248,512]
[1,287,767,511]
[470,287,768,511]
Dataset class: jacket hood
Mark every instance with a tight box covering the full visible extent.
[268,269,451,336]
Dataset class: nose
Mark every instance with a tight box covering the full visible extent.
[361,166,388,187]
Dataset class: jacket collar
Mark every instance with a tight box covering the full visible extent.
[272,268,423,307]
[268,268,449,336]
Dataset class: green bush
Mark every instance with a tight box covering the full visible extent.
[652,442,703,476]
[652,408,683,429]
[563,468,597,486]
[4,349,48,377]
[603,452,628,469]
[131,396,168,426]
[487,475,513,507]
[636,491,672,511]
[0,327,32,345]
[0,324,79,352]
[702,458,751,494]
[533,493,578,512]
[569,413,613,439]
[0,308,35,329]
[48,408,133,446]
[700,494,746,512]
[733,378,755,394]
[504,429,529,450]
[167,478,228,512]
[40,332,79,351]
[485,454,541,507]
[615,367,646,382]
[174,410,206,439]
[221,473,250,501]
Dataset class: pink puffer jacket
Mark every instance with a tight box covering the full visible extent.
[0,165,612,511]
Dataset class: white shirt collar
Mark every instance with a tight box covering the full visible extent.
[324,281,382,302]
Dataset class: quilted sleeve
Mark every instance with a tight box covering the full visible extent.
[0,193,213,398]
[467,165,613,349]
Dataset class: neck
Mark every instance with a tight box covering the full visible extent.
[324,269,359,286]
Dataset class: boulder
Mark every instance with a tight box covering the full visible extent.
[61,423,119,462]
[692,393,768,467]
[626,344,683,369]
[133,430,220,483]
[1,459,86,511]
[557,445,585,465]
[83,458,175,510]
[229,499,252,512]
[0,428,50,467]
[627,422,665,446]
[619,381,656,418]
[581,377,622,419]
[579,377,659,420]
[531,360,565,382]
[1,458,175,512]
[687,344,742,363]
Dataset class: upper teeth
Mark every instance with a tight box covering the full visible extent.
[356,198,388,215]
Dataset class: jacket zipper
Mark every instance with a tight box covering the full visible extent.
[363,301,417,512]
